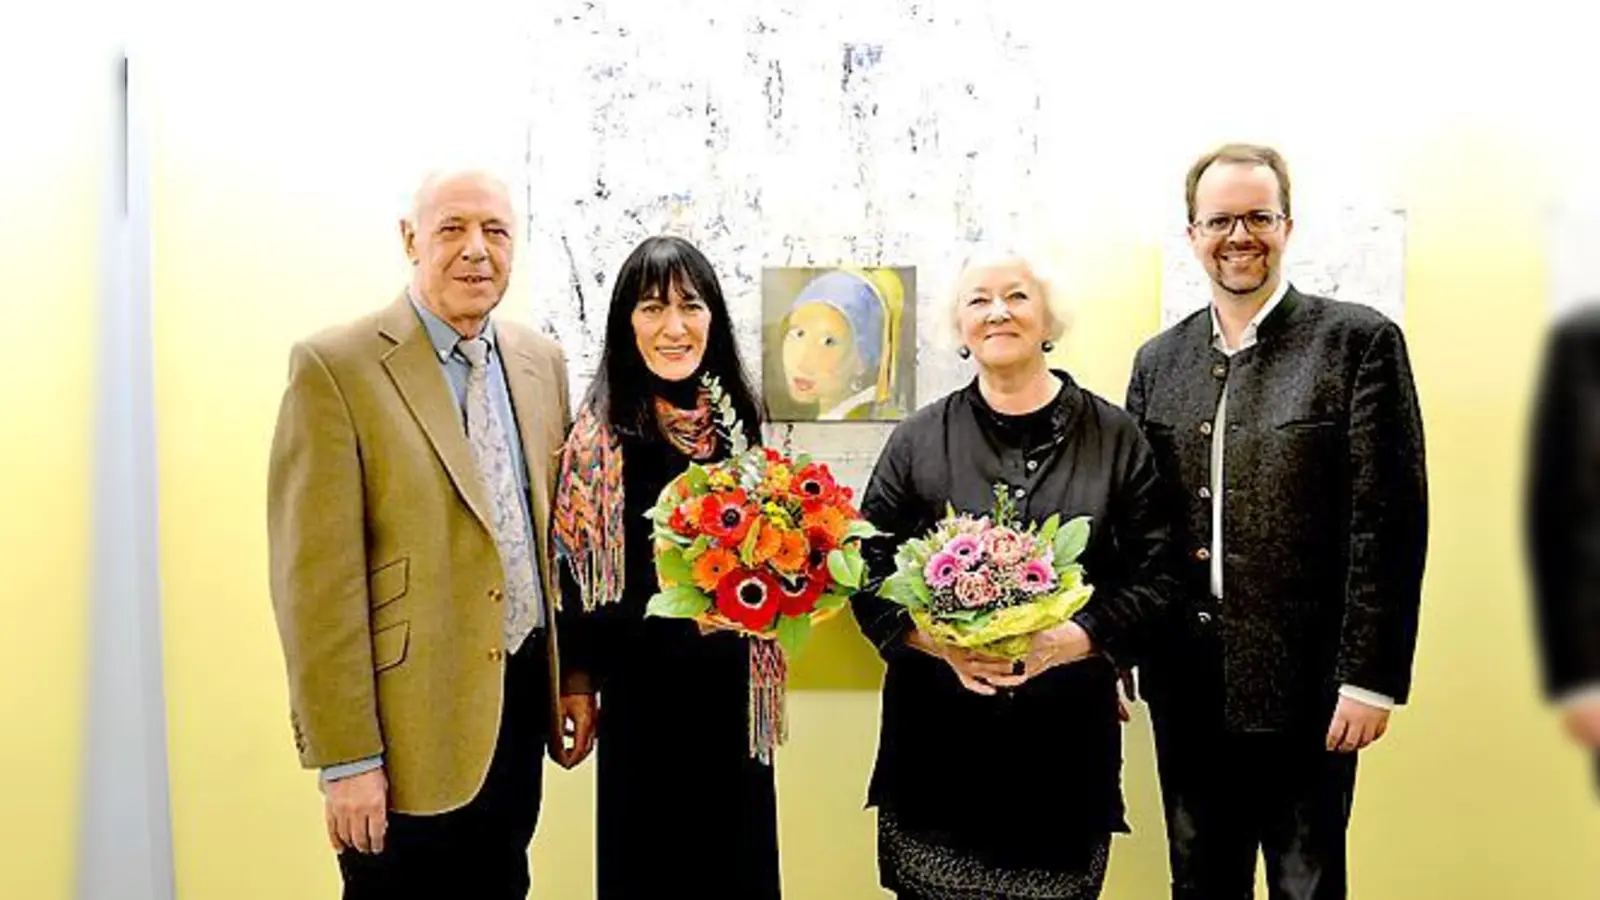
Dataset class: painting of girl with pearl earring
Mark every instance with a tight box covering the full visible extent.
[762,266,916,422]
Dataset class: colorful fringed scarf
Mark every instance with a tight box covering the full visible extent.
[551,383,791,764]
[551,389,717,611]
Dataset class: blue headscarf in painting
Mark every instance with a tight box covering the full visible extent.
[789,270,884,373]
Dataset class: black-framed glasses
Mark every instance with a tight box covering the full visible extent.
[1192,210,1287,236]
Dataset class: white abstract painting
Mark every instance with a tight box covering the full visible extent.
[1159,204,1408,330]
[521,0,1056,492]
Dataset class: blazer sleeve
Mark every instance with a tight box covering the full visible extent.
[1526,318,1600,699]
[266,341,382,769]
[850,425,921,662]
[1333,322,1430,702]
[1124,344,1150,425]
[549,344,596,696]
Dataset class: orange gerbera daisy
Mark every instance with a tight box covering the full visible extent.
[747,518,784,567]
[692,547,739,593]
[802,506,849,545]
[772,529,810,573]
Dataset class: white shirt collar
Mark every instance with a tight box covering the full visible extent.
[1210,278,1291,354]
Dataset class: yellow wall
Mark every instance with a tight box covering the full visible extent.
[0,28,106,900]
[148,6,1600,898]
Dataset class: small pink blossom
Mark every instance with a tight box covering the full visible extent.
[1018,559,1057,594]
[943,534,983,569]
[924,551,961,589]
[982,527,1031,567]
[955,571,1000,609]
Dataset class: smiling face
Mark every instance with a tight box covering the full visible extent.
[954,258,1050,372]
[401,171,515,336]
[782,302,863,408]
[631,274,711,382]
[1187,161,1293,301]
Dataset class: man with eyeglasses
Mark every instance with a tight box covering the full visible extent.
[1123,143,1429,899]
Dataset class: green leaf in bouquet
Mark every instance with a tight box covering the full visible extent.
[656,547,694,587]
[844,548,867,586]
[682,534,712,563]
[827,548,864,589]
[740,518,765,566]
[645,585,711,619]
[877,572,920,607]
[815,592,850,612]
[792,452,812,471]
[776,613,813,657]
[1038,513,1061,544]
[844,519,882,542]
[684,464,710,495]
[1053,516,1092,566]
[938,607,993,626]
[654,529,692,547]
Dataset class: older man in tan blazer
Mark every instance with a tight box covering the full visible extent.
[267,168,595,899]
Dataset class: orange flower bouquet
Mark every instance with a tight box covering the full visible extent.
[645,375,878,762]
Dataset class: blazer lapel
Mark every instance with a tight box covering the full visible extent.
[377,296,495,534]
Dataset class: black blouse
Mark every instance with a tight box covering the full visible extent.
[850,371,1179,869]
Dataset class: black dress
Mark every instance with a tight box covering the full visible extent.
[850,372,1178,898]
[560,377,782,900]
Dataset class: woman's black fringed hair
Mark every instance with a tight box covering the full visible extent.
[585,234,765,444]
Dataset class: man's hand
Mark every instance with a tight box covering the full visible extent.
[1562,698,1600,748]
[552,693,598,768]
[324,767,388,854]
[1326,695,1391,753]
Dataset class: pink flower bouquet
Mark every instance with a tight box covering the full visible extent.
[877,486,1094,660]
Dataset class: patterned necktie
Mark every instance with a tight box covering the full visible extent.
[457,337,538,654]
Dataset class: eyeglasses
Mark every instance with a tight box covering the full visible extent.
[1192,210,1287,237]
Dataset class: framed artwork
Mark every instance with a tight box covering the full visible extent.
[761,266,916,421]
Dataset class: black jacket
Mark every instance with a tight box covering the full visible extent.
[850,372,1177,867]
[1526,305,1600,701]
[1126,287,1429,733]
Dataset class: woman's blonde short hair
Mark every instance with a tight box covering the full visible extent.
[940,242,1074,352]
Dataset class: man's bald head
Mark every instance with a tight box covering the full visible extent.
[400,169,518,337]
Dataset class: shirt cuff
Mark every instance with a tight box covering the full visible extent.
[1339,684,1396,710]
[1557,683,1600,708]
[321,755,384,783]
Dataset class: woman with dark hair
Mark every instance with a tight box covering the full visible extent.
[551,235,779,899]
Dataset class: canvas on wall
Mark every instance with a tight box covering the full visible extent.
[762,266,916,422]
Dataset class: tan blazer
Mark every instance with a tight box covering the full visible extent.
[267,293,582,814]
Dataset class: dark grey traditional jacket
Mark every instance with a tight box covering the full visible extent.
[1126,286,1429,733]
[1526,304,1600,702]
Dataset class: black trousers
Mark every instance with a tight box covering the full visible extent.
[338,636,549,900]
[1150,701,1358,900]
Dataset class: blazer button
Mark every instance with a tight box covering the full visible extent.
[1194,547,1212,562]
[1199,421,1214,437]
[488,648,504,662]
[1198,486,1212,500]
[1211,363,1227,379]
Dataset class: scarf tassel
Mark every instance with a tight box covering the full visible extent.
[748,638,788,766]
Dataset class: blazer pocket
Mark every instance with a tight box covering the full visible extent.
[372,620,410,672]
[368,558,409,611]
